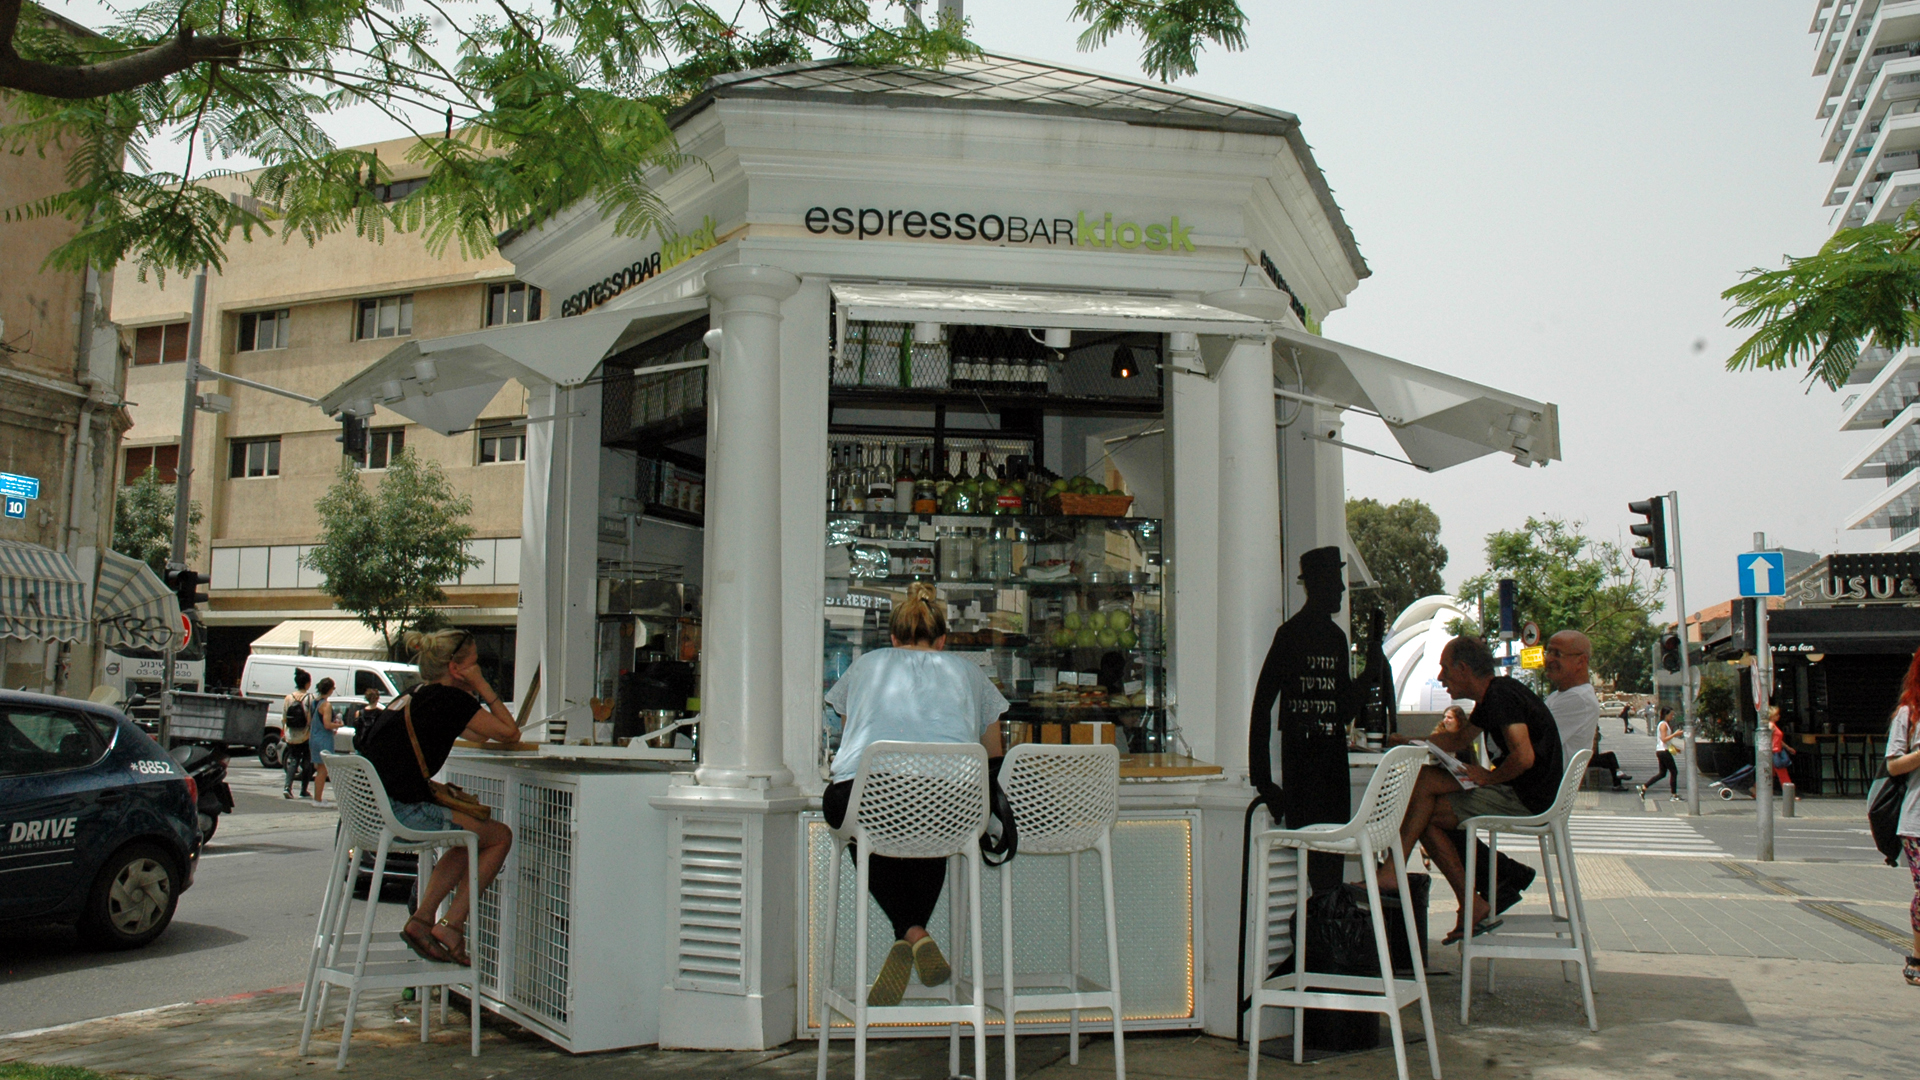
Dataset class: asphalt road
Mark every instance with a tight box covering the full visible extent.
[0,761,406,1036]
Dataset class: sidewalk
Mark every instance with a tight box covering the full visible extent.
[5,851,1914,1080]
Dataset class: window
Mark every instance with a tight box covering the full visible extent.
[356,295,414,340]
[477,425,526,464]
[373,177,428,202]
[365,427,405,470]
[0,706,105,777]
[133,322,189,365]
[229,437,280,479]
[238,309,290,351]
[486,283,542,327]
[124,444,180,485]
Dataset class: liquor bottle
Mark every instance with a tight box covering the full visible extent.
[987,329,1011,390]
[913,449,938,514]
[950,326,973,392]
[934,450,956,503]
[826,445,842,511]
[894,445,916,513]
[846,446,868,512]
[864,444,890,510]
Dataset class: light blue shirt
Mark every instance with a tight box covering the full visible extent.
[824,648,1009,783]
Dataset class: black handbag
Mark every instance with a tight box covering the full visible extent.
[980,755,1018,866]
[1870,711,1916,867]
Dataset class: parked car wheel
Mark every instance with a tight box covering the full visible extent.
[258,735,282,769]
[77,843,181,950]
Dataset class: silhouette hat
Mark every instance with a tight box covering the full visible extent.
[1298,546,1344,583]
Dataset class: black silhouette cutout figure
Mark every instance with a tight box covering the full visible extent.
[1248,545,1378,894]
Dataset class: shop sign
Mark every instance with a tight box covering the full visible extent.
[561,216,719,317]
[1818,553,1920,603]
[802,205,1196,252]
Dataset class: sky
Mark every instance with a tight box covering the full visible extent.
[63,0,1850,613]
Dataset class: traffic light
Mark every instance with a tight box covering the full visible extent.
[337,413,368,461]
[1659,632,1682,673]
[165,568,208,611]
[1727,597,1759,655]
[1629,496,1669,568]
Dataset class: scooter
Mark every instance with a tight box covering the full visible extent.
[170,742,235,843]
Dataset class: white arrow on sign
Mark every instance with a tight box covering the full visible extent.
[1743,554,1778,596]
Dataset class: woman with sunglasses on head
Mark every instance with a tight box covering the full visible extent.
[356,628,520,965]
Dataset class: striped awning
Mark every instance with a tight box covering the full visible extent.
[0,540,89,643]
[94,549,181,651]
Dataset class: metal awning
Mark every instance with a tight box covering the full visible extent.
[318,295,710,434]
[249,618,391,661]
[0,540,89,643]
[829,283,1271,335]
[1271,326,1560,470]
[93,550,180,651]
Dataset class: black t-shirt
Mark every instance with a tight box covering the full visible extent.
[1468,677,1565,814]
[360,684,478,805]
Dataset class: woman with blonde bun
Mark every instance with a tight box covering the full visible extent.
[357,628,521,965]
[823,581,1007,1007]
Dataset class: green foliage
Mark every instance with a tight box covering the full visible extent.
[1722,204,1920,391]
[0,1065,119,1080]
[110,466,201,574]
[303,451,480,658]
[1596,619,1659,694]
[1,0,1249,280]
[1345,497,1447,640]
[1458,515,1663,689]
[1693,663,1738,740]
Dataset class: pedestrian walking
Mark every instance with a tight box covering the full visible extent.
[822,581,1008,1006]
[1770,707,1795,792]
[308,678,339,806]
[1620,702,1635,734]
[281,668,315,799]
[1882,646,1920,985]
[1638,706,1682,801]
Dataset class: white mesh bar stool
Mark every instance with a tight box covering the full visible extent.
[1245,744,1440,1080]
[817,741,991,1080]
[299,753,481,1070]
[1458,748,1598,1032]
[983,743,1125,1080]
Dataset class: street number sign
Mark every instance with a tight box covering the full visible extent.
[1739,552,1786,598]
[0,473,40,500]
[2,496,23,520]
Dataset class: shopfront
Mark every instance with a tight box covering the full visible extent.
[320,54,1560,1053]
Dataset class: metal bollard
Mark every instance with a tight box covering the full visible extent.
[1781,782,1795,818]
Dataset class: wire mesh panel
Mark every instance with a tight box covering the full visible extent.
[804,813,1195,1030]
[674,815,746,993]
[442,769,508,996]
[514,781,575,1030]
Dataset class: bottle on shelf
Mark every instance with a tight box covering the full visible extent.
[947,326,970,392]
[845,446,867,511]
[894,446,915,513]
[913,448,938,513]
[988,329,1012,390]
[934,449,956,503]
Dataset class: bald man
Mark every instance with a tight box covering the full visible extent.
[1543,629,1631,789]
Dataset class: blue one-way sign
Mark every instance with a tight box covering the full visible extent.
[1739,551,1786,597]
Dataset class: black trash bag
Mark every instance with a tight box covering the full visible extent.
[1269,875,1430,980]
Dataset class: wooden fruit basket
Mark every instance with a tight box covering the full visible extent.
[1044,492,1135,517]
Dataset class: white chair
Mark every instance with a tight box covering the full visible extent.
[817,741,991,1080]
[299,753,481,1070]
[1457,748,1597,1032]
[1245,744,1440,1080]
[983,744,1125,1080]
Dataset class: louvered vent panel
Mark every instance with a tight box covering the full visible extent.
[675,815,746,992]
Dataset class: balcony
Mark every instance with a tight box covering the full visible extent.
[1841,403,1920,480]
[1838,345,1918,430]
[1825,107,1920,222]
[1843,465,1920,532]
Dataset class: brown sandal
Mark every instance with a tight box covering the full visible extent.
[434,918,472,966]
[402,916,455,963]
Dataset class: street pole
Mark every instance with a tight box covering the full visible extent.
[159,269,207,747]
[1669,489,1699,816]
[1754,596,1773,860]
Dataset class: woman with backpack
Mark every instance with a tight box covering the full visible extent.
[821,582,1007,1007]
[308,678,340,806]
[1881,646,1920,985]
[281,668,315,799]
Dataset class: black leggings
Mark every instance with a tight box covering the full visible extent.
[1649,750,1678,794]
[823,780,947,941]
[282,740,313,792]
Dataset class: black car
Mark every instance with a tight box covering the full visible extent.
[0,690,199,948]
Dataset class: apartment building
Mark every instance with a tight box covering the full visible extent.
[110,135,534,688]
[1812,2,1920,547]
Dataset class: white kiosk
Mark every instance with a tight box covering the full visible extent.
[321,53,1560,1054]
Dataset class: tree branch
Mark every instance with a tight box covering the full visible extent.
[0,9,244,99]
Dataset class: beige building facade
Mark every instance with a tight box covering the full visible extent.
[110,135,532,688]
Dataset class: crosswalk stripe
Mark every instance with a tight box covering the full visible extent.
[1563,814,1726,858]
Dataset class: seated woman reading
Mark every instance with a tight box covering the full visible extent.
[823,582,1007,1006]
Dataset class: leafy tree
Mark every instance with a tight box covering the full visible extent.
[305,450,480,658]
[1457,515,1663,690]
[1345,496,1446,640]
[111,465,201,573]
[1595,619,1658,694]
[0,0,1249,280]
[1693,663,1738,741]
[1722,204,1920,390]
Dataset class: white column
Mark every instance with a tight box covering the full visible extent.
[695,264,801,790]
[1213,335,1286,775]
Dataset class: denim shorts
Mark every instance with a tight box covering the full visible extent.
[392,799,454,832]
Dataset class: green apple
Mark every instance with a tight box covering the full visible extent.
[1108,610,1133,630]
[1052,628,1075,647]
[1064,611,1082,631]
[1075,628,1098,648]
[1096,628,1118,647]
[1117,629,1138,648]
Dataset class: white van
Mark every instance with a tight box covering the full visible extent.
[241,654,419,766]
